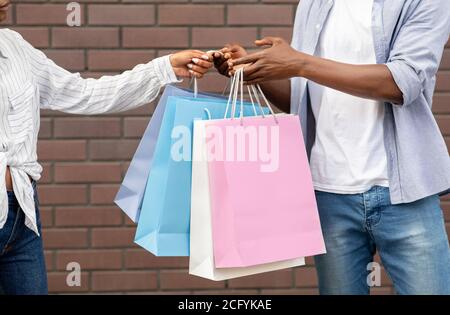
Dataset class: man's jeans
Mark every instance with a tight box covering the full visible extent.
[314,186,450,295]
[0,182,48,295]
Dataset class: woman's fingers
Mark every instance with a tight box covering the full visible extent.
[191,58,213,69]
[187,64,209,75]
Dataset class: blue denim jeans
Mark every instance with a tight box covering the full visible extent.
[0,182,48,295]
[314,186,450,295]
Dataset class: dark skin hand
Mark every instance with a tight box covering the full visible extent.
[228,37,403,106]
[213,44,291,113]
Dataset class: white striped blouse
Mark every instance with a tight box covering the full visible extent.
[0,28,179,236]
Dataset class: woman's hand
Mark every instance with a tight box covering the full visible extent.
[170,50,214,79]
[212,44,248,77]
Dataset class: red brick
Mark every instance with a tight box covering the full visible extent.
[123,117,150,138]
[440,50,450,70]
[436,71,450,92]
[38,118,52,138]
[92,271,157,292]
[16,4,85,25]
[90,184,120,205]
[37,206,52,228]
[192,27,258,48]
[87,50,155,71]
[55,206,123,227]
[56,250,122,270]
[91,227,136,248]
[42,228,88,249]
[45,251,54,271]
[437,116,450,136]
[433,93,450,114]
[38,185,87,205]
[52,27,119,48]
[38,140,86,161]
[160,270,226,290]
[44,50,86,71]
[48,272,90,293]
[228,5,293,25]
[11,27,49,48]
[228,269,293,289]
[124,249,189,269]
[39,163,53,184]
[54,163,122,183]
[88,5,155,25]
[89,139,139,160]
[122,27,189,48]
[54,118,121,138]
[295,267,318,288]
[159,5,224,25]
[261,27,293,41]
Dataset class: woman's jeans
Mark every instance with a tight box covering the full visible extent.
[0,182,48,295]
[314,186,450,295]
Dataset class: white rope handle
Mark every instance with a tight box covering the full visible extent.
[255,84,278,124]
[223,73,237,119]
[189,76,198,98]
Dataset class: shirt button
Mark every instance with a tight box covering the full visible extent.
[316,24,321,29]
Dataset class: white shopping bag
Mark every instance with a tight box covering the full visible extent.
[189,120,306,281]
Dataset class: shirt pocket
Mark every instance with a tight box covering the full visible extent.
[8,82,36,144]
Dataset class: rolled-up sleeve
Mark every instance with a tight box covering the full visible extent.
[385,0,450,107]
[14,31,180,115]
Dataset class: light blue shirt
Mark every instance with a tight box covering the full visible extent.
[290,0,450,204]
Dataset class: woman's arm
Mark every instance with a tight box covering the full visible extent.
[14,31,212,115]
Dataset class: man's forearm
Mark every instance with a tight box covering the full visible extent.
[259,80,291,113]
[297,53,403,104]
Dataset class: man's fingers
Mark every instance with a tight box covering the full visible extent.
[255,37,283,47]
[229,53,261,66]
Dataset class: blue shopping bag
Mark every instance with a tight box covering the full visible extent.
[115,85,228,223]
[134,96,267,256]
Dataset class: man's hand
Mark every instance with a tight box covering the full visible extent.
[170,50,214,79]
[213,44,248,77]
[229,37,304,84]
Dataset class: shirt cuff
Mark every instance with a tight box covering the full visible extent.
[385,60,422,107]
[152,55,182,86]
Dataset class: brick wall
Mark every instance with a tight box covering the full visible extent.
[2,0,449,294]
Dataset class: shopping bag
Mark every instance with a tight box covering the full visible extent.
[206,73,326,268]
[134,95,266,256]
[189,119,305,280]
[114,84,228,223]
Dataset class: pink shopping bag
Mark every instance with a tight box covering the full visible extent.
[206,112,326,268]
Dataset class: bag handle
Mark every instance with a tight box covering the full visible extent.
[229,68,278,124]
[189,76,198,98]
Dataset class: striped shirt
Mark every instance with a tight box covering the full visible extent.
[0,28,179,235]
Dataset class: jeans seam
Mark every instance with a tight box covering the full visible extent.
[0,206,22,256]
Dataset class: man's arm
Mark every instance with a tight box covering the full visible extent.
[231,37,403,105]
[232,0,450,107]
